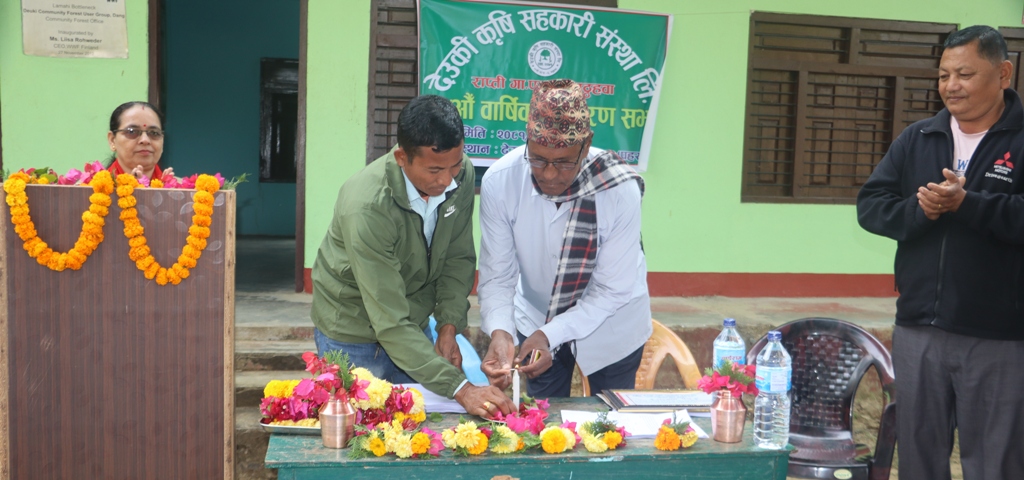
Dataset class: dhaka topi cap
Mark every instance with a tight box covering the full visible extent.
[527,79,592,148]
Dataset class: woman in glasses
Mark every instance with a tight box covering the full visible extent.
[106,101,173,180]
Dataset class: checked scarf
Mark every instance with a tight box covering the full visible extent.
[533,149,645,324]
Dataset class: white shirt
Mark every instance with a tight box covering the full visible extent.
[951,116,988,177]
[402,170,457,247]
[478,145,652,375]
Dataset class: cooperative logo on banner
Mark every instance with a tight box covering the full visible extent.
[528,40,563,77]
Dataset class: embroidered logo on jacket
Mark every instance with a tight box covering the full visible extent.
[443,205,457,217]
[985,152,1014,184]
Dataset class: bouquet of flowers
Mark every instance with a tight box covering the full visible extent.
[259,350,426,430]
[577,411,631,453]
[697,360,758,398]
[654,416,699,451]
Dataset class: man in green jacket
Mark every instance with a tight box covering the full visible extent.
[311,95,514,417]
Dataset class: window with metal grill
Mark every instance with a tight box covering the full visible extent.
[742,13,956,203]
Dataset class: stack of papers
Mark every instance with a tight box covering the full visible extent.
[560,409,709,439]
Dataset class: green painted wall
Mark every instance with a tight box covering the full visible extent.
[163,0,299,236]
[0,0,149,173]
[303,0,372,262]
[614,0,1024,275]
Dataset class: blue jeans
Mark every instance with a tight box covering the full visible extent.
[313,327,431,385]
[518,332,644,397]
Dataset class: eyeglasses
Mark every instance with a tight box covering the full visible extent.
[525,144,586,171]
[113,127,164,140]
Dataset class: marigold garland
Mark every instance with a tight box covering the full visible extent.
[3,170,113,271]
[115,173,220,286]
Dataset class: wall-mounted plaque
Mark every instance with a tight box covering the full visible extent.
[21,0,128,58]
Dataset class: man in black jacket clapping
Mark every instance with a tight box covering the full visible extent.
[857,25,1024,480]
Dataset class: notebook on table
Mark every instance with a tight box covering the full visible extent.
[598,389,713,414]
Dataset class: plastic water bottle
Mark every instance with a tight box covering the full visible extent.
[754,330,792,449]
[712,318,746,369]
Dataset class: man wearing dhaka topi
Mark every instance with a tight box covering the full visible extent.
[478,79,652,397]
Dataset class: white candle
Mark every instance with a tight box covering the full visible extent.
[513,369,520,410]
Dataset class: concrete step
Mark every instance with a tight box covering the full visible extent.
[236,370,309,408]
[236,325,315,342]
[234,407,276,480]
[236,340,316,371]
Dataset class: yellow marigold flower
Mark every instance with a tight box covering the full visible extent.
[411,432,431,455]
[193,203,214,217]
[581,432,608,453]
[189,224,211,239]
[349,368,391,410]
[540,427,567,454]
[187,236,208,250]
[178,254,198,269]
[89,192,112,206]
[603,431,623,450]
[263,380,288,398]
[467,431,488,455]
[89,205,109,217]
[679,430,698,448]
[167,267,181,285]
[441,428,456,449]
[150,179,163,188]
[119,208,138,220]
[144,261,160,279]
[489,425,519,454]
[516,438,525,452]
[193,214,212,227]
[182,245,202,260]
[118,196,137,209]
[136,255,155,270]
[129,237,147,248]
[393,433,414,458]
[156,268,169,286]
[9,205,29,216]
[562,427,577,450]
[368,436,387,457]
[410,411,426,424]
[173,263,190,280]
[195,175,220,193]
[194,190,215,205]
[453,422,481,450]
[30,241,49,257]
[36,177,50,185]
[654,426,681,451]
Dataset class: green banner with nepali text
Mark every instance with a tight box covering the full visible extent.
[418,0,672,171]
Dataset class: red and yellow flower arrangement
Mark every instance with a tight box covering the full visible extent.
[259,351,427,432]
[654,416,699,451]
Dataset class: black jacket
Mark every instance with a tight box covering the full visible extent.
[857,89,1024,340]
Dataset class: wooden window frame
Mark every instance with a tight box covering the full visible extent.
[742,12,956,204]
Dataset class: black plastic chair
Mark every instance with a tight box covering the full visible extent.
[746,318,896,480]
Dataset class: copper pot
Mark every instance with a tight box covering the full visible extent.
[710,390,746,443]
[320,396,356,449]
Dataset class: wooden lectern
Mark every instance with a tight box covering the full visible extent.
[1,185,235,479]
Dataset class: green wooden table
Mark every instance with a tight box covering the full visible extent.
[265,398,791,479]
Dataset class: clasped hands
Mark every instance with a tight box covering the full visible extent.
[917,168,966,220]
[481,329,553,390]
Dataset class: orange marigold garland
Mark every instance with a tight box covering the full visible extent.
[115,173,219,286]
[3,170,113,271]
